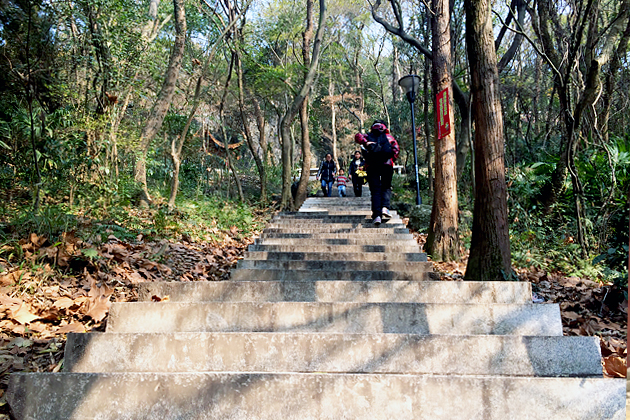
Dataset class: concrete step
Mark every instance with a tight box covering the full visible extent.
[235,260,432,272]
[243,251,428,262]
[273,213,400,220]
[248,244,421,253]
[65,332,603,377]
[8,373,624,419]
[137,280,533,304]
[300,207,372,211]
[266,222,406,229]
[263,227,408,234]
[274,212,400,220]
[255,237,419,246]
[259,232,414,239]
[230,268,434,281]
[105,302,563,335]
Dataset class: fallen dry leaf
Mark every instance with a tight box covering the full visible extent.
[603,356,627,378]
[56,322,86,334]
[52,297,75,310]
[10,302,40,325]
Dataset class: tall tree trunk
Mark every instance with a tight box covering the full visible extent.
[425,0,459,261]
[329,78,339,170]
[251,95,270,165]
[391,43,400,103]
[220,53,245,202]
[464,0,512,281]
[280,0,327,209]
[134,0,186,203]
[236,53,267,201]
[294,0,315,209]
[423,56,433,193]
[168,76,201,210]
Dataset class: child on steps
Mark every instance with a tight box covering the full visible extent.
[336,169,348,197]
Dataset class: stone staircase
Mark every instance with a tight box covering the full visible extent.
[7,197,625,419]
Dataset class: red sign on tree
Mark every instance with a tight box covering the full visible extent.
[436,88,451,139]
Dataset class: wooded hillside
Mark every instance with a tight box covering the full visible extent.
[0,0,627,407]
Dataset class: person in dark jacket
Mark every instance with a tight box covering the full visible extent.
[355,120,400,225]
[348,150,366,197]
[316,153,336,197]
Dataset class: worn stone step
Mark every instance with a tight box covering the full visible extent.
[64,332,603,377]
[8,373,624,419]
[263,227,408,234]
[255,237,419,246]
[138,280,532,304]
[230,268,434,281]
[106,302,563,335]
[137,280,533,304]
[274,212,400,220]
[299,204,371,209]
[273,213,400,220]
[259,232,414,240]
[243,251,428,262]
[235,260,432,272]
[299,210,377,215]
[248,244,421,253]
[266,222,406,229]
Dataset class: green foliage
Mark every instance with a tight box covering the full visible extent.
[508,147,629,287]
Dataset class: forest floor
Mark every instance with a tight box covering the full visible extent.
[412,231,627,380]
[0,208,627,416]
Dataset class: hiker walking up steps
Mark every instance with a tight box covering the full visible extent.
[355,120,399,225]
[316,153,336,197]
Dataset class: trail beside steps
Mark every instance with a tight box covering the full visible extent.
[7,197,625,419]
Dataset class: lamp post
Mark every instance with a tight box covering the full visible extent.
[398,74,422,205]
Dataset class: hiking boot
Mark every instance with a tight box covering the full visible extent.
[373,216,382,226]
[382,207,391,219]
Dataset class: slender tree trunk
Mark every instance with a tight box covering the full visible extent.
[391,43,400,103]
[294,0,314,209]
[280,0,327,209]
[236,53,267,200]
[134,0,186,203]
[464,0,512,281]
[423,56,433,193]
[251,95,269,165]
[425,0,459,261]
[220,53,245,202]
[25,3,41,212]
[330,78,340,171]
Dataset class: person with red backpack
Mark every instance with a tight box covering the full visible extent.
[355,120,400,225]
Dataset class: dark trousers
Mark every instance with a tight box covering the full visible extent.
[367,164,393,218]
[351,177,363,197]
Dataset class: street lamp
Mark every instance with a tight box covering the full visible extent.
[398,74,422,205]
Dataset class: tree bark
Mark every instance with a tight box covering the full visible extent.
[236,53,267,201]
[251,95,270,165]
[464,0,512,281]
[391,43,400,103]
[280,0,327,209]
[134,0,186,203]
[294,0,315,209]
[423,56,433,193]
[220,53,245,202]
[329,78,340,170]
[425,0,459,261]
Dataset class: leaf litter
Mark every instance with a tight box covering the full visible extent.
[0,229,255,414]
[411,231,627,379]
